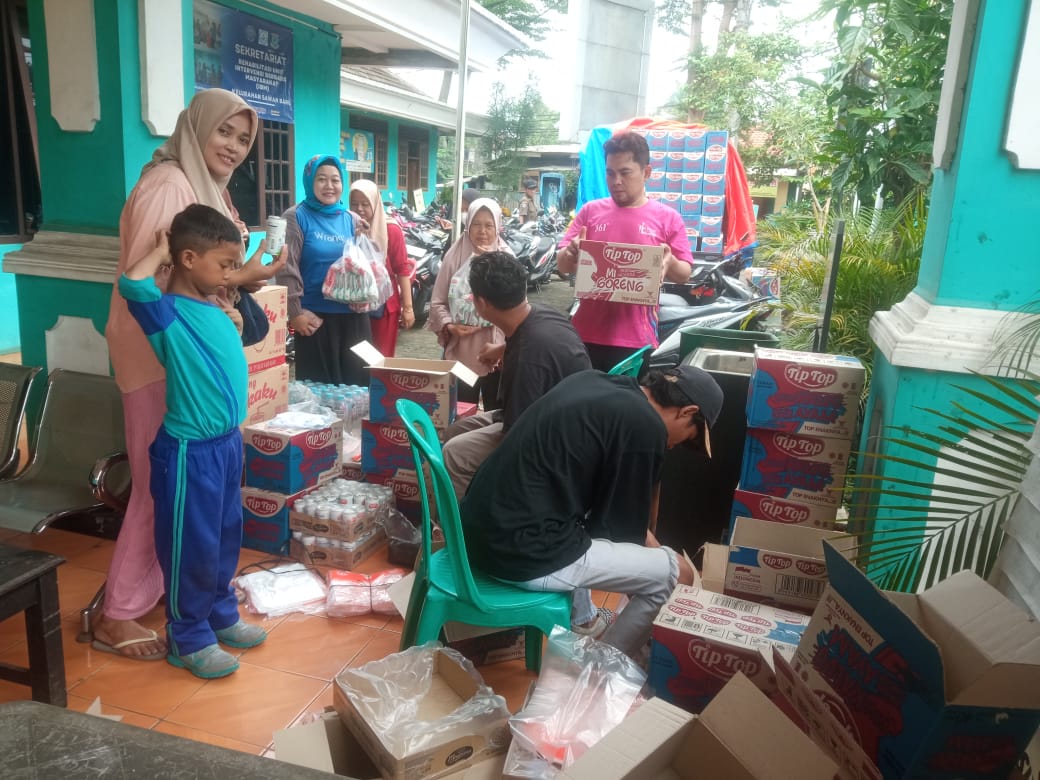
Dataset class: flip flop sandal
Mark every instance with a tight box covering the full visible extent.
[91,630,167,662]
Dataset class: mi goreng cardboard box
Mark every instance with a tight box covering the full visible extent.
[560,674,838,779]
[352,341,477,430]
[721,516,854,611]
[792,543,1040,779]
[575,240,665,307]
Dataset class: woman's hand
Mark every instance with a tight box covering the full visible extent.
[447,323,480,339]
[221,300,244,335]
[291,310,324,337]
[232,246,288,292]
[399,307,415,330]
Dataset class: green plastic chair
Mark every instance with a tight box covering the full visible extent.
[394,398,571,671]
[607,345,652,377]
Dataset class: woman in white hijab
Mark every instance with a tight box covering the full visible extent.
[98,89,278,662]
[428,197,513,406]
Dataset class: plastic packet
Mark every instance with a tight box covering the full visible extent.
[322,236,392,311]
[326,569,372,618]
[236,563,328,618]
[267,409,340,430]
[505,627,648,776]
[369,567,409,615]
[448,256,493,328]
[335,643,510,758]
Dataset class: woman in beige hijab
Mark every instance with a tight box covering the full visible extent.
[98,89,278,661]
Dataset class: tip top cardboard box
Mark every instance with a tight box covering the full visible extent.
[559,674,838,780]
[333,645,511,780]
[575,240,664,307]
[352,341,477,430]
[241,485,309,555]
[649,583,812,714]
[747,348,865,439]
[730,488,838,532]
[243,417,343,495]
[792,542,1040,779]
[706,516,854,611]
[740,428,852,510]
[244,284,287,374]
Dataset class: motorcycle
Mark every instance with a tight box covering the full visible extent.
[501,224,559,290]
[403,222,449,326]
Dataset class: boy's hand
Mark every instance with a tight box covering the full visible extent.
[232,246,287,292]
[126,230,172,280]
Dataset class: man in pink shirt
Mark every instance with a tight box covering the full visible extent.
[557,131,693,371]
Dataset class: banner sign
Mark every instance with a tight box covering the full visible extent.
[193,0,294,123]
[340,129,375,174]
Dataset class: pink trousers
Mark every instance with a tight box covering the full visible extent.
[103,380,166,621]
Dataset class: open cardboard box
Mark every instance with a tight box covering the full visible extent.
[352,341,477,429]
[559,673,837,779]
[274,709,506,779]
[332,647,511,780]
[792,542,1040,779]
[706,516,853,611]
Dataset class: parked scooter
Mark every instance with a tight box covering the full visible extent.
[501,225,558,289]
[403,223,448,326]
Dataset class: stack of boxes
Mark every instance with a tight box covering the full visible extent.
[733,348,866,536]
[635,127,729,255]
[242,285,290,426]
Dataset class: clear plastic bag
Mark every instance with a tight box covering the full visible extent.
[504,627,648,777]
[448,256,492,327]
[236,563,328,618]
[322,235,392,311]
[335,643,510,759]
[369,567,409,615]
[326,569,372,617]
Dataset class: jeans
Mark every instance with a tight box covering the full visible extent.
[510,540,679,659]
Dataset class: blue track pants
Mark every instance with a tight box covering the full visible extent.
[150,425,243,656]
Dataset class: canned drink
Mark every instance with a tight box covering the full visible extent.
[264,215,286,255]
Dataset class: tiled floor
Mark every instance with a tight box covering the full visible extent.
[0,527,590,757]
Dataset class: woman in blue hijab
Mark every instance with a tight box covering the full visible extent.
[276,154,371,385]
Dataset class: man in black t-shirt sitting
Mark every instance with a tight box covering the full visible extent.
[459,366,723,661]
[442,251,591,498]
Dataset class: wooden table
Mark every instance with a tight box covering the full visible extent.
[0,542,66,705]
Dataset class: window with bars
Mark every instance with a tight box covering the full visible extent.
[227,118,294,228]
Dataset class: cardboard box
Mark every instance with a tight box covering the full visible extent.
[700,236,723,254]
[664,172,684,192]
[575,240,665,306]
[274,710,507,780]
[333,648,512,780]
[667,131,687,151]
[352,341,477,430]
[645,130,668,150]
[560,675,838,779]
[739,428,851,510]
[665,151,686,172]
[683,128,707,151]
[244,362,290,426]
[288,489,380,543]
[361,418,415,475]
[290,528,387,570]
[704,142,728,174]
[701,193,725,217]
[649,583,811,713]
[699,214,723,238]
[772,649,882,780]
[730,488,838,531]
[679,193,702,216]
[649,150,667,164]
[244,284,287,374]
[444,623,526,666]
[684,150,705,170]
[747,348,866,438]
[647,169,665,191]
[364,468,426,524]
[719,517,852,610]
[681,172,703,194]
[701,173,725,196]
[659,191,682,212]
[243,418,343,494]
[792,543,1040,779]
[241,486,309,554]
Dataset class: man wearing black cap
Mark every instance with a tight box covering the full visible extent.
[459,365,724,660]
[517,180,539,224]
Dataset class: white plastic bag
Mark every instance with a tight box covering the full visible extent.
[236,563,328,618]
[448,256,492,328]
[322,235,392,312]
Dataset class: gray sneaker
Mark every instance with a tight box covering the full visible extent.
[167,644,240,679]
[570,608,618,640]
[215,620,267,649]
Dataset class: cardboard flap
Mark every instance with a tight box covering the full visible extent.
[351,340,385,367]
[917,570,1040,706]
[699,674,838,779]
[449,361,479,387]
[699,542,728,594]
[822,542,946,699]
[731,516,846,557]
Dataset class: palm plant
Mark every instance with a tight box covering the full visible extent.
[756,192,926,381]
[844,300,1040,592]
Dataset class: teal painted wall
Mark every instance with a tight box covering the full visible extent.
[914,0,1040,310]
[0,245,23,353]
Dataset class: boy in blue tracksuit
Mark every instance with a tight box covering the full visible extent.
[120,204,266,678]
